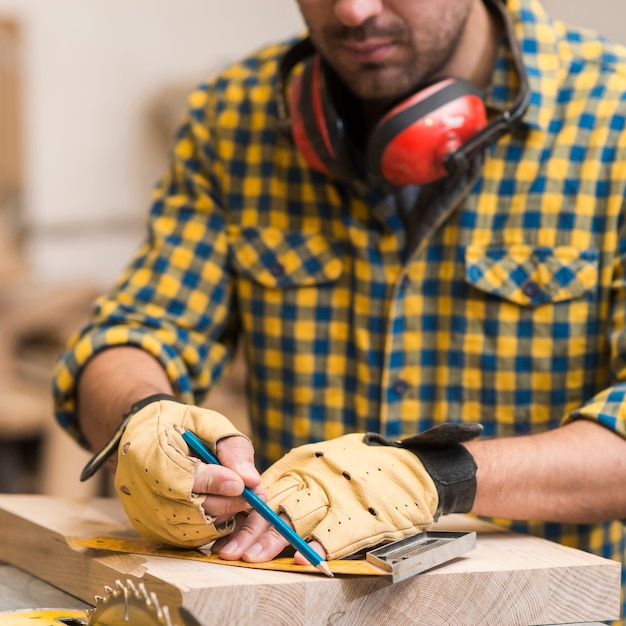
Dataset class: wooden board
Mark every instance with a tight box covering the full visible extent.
[0,494,620,625]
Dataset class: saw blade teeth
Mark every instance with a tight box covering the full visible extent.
[90,578,178,625]
[139,581,152,605]
[115,578,128,596]
[127,578,141,596]
[149,590,161,611]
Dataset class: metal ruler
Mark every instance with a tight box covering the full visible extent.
[365,530,477,583]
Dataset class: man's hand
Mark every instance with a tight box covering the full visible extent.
[114,398,262,548]
[216,425,480,563]
[215,432,440,562]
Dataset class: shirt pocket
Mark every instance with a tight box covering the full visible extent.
[228,226,343,288]
[464,244,599,306]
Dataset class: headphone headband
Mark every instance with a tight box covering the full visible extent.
[276,37,316,135]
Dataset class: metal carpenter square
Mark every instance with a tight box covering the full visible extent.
[366,531,477,583]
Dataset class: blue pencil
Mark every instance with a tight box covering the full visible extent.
[177,427,333,577]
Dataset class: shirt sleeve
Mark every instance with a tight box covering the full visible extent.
[52,84,239,444]
[563,203,626,438]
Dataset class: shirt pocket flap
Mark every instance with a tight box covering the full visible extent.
[228,226,343,288]
[465,244,599,306]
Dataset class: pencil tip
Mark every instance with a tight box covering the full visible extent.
[317,561,333,577]
[174,425,184,434]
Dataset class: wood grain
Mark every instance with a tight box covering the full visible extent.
[0,494,620,625]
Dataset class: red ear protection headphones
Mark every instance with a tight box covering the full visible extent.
[278,0,530,187]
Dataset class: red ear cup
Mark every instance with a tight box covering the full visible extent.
[288,54,487,186]
[368,79,487,186]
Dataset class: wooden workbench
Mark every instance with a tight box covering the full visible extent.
[0,494,620,625]
[0,562,90,612]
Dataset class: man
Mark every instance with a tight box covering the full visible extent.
[54,0,626,619]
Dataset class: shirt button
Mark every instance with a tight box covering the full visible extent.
[400,275,411,291]
[269,261,285,278]
[522,280,541,298]
[392,379,409,397]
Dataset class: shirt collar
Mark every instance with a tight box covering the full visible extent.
[486,0,559,132]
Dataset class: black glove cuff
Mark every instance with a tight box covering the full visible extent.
[405,441,478,517]
[79,393,178,482]
[364,423,482,518]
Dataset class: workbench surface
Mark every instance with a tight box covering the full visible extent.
[0,562,89,612]
[0,560,608,626]
[0,495,620,625]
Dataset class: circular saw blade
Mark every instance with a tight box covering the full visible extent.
[86,579,176,626]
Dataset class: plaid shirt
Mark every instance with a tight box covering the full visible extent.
[54,0,626,617]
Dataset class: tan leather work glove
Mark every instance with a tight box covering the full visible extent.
[113,397,249,548]
[261,424,482,560]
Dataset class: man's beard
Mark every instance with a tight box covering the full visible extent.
[317,16,470,104]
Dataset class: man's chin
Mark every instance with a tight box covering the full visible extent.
[325,56,414,98]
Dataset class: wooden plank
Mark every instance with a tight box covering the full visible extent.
[0,494,620,625]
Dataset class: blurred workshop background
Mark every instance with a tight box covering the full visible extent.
[0,0,302,498]
[0,0,623,499]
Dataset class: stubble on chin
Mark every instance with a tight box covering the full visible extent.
[338,63,412,102]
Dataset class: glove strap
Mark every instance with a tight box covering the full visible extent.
[365,423,482,518]
[79,393,178,482]
[405,442,478,517]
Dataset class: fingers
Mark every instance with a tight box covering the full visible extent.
[188,435,259,500]
[217,437,261,490]
[185,433,259,491]
[216,435,261,489]
[214,509,290,562]
[193,462,267,519]
[193,462,244,496]
[204,495,248,526]
[187,434,263,521]
[194,463,246,520]
[213,510,327,565]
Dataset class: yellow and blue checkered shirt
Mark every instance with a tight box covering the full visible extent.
[54,0,626,617]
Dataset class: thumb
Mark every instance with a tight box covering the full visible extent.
[216,435,261,488]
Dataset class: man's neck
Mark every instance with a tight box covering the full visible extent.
[442,0,504,90]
